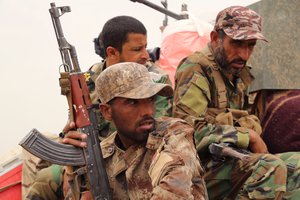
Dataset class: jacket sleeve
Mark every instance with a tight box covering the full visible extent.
[173,60,250,154]
[149,120,208,200]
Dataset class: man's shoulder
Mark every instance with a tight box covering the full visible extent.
[177,45,214,73]
[155,117,193,135]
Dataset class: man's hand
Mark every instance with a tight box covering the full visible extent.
[248,129,268,153]
[60,122,87,148]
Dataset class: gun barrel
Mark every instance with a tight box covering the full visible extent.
[130,0,186,20]
[49,3,81,72]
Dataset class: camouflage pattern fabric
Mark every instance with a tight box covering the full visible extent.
[214,6,267,42]
[173,44,300,199]
[95,62,173,103]
[26,117,208,199]
[93,61,173,117]
[25,164,64,200]
[252,90,300,153]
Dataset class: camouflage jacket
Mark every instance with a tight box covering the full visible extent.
[100,117,208,200]
[173,44,258,162]
[86,61,173,139]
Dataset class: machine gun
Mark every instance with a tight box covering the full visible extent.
[129,0,188,22]
[19,3,112,200]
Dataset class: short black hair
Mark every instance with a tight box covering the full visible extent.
[94,16,147,59]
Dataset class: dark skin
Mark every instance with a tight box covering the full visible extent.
[106,33,149,67]
[210,30,256,81]
[210,30,268,154]
[62,96,156,149]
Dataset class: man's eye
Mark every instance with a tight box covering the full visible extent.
[127,99,137,105]
[134,48,142,52]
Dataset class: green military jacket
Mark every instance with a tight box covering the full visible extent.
[173,44,258,162]
[86,61,173,139]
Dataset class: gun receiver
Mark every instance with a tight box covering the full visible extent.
[130,0,188,20]
[19,3,112,200]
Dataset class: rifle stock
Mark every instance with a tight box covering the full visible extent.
[19,3,112,199]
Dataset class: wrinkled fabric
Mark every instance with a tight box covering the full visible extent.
[25,117,208,200]
[100,117,207,199]
[173,44,300,199]
[25,164,64,200]
[252,89,300,153]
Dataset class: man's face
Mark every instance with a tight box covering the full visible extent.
[214,34,257,76]
[104,96,156,147]
[117,33,149,65]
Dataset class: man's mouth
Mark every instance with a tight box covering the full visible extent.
[138,118,155,130]
[231,61,245,69]
[139,59,147,65]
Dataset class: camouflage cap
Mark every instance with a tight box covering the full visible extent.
[214,6,267,41]
[96,62,173,103]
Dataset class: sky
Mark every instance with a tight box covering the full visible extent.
[0,0,260,156]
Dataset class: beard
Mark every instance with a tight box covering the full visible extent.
[214,42,246,76]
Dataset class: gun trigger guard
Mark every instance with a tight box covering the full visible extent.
[74,167,87,176]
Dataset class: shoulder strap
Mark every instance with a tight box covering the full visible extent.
[191,49,228,109]
[210,67,228,109]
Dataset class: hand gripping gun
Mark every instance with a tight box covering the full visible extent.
[19,3,112,200]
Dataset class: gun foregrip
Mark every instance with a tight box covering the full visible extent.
[19,128,85,166]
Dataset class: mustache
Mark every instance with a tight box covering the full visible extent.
[137,116,155,126]
[230,58,246,65]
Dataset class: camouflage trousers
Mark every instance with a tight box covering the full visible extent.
[21,133,60,199]
[204,152,300,200]
[24,164,64,200]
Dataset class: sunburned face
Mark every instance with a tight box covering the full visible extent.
[214,34,257,76]
[117,33,149,65]
[101,96,156,148]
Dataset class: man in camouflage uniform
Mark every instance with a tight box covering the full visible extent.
[174,6,300,199]
[23,16,172,199]
[39,62,208,199]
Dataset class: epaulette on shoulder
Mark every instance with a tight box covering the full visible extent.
[100,132,117,159]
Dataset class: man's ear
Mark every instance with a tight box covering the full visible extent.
[106,46,119,60]
[210,30,219,44]
[99,103,113,121]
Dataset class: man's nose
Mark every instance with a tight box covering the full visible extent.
[238,47,251,61]
[140,99,155,116]
[143,49,150,60]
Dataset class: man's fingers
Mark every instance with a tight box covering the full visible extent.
[63,121,76,133]
[60,131,87,148]
[66,131,87,139]
[61,137,87,148]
